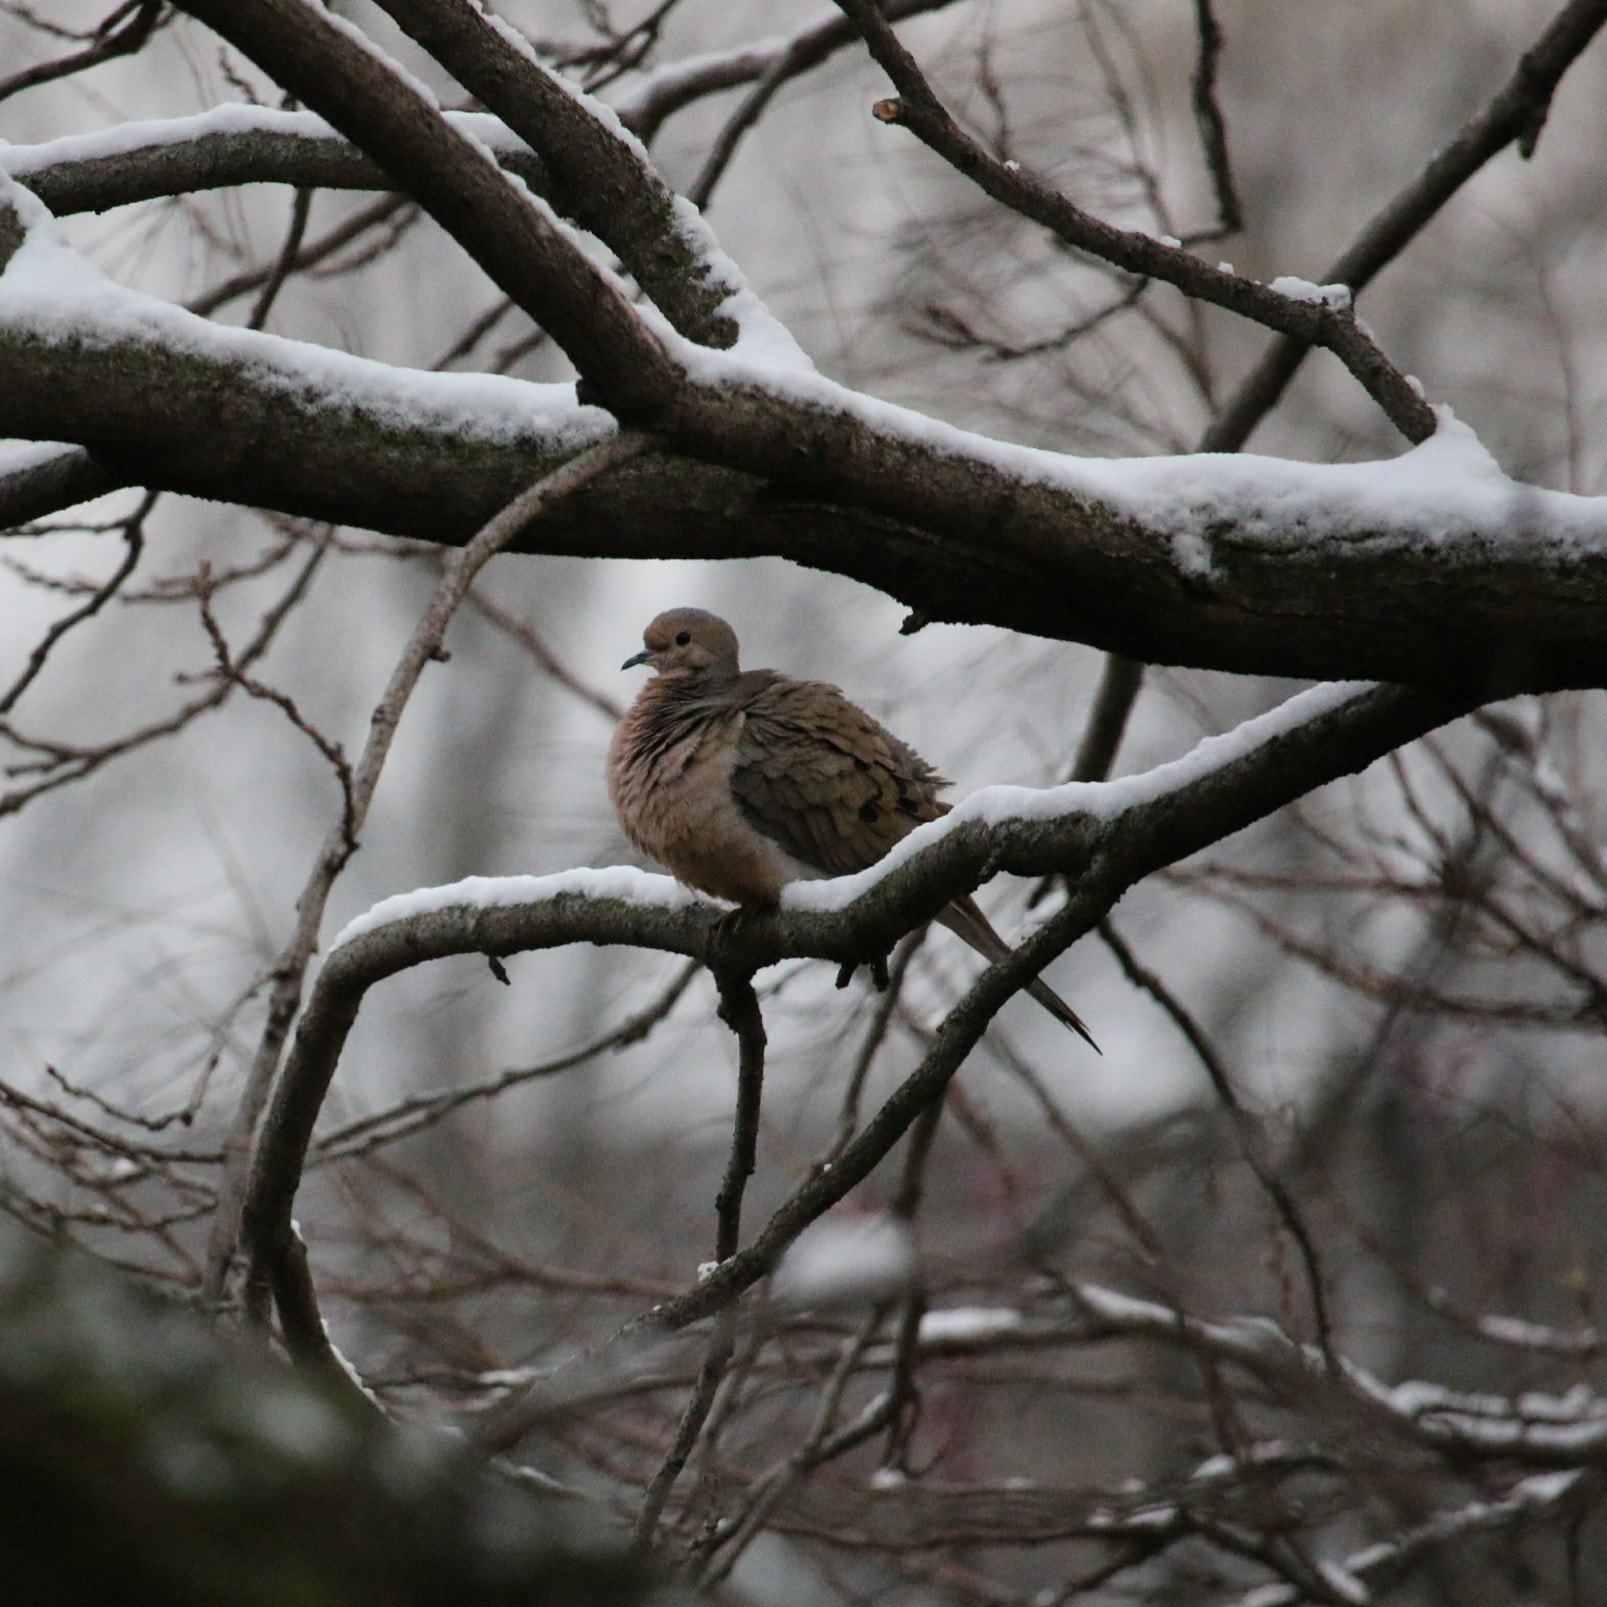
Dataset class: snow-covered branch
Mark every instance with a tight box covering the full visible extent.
[10,1,1607,1594]
[239,679,1460,1388]
[0,4,1594,685]
[172,0,678,417]
[3,171,1607,684]
[4,107,552,217]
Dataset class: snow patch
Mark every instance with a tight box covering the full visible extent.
[1267,274,1352,310]
[1171,526,1218,581]
[2,106,546,183]
[1516,1469,1583,1503]
[0,439,85,477]
[774,1212,915,1305]
[332,867,697,950]
[610,38,790,129]
[1315,1561,1370,1604]
[918,1306,1025,1344]
[0,209,607,450]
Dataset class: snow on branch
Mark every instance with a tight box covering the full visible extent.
[3,106,551,216]
[332,866,700,951]
[0,174,617,529]
[0,188,598,446]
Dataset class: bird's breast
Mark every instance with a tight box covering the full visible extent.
[609,700,801,904]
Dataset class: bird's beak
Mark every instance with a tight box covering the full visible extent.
[621,648,653,671]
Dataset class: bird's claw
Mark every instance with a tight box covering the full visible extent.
[834,953,892,991]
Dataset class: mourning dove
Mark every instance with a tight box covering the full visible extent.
[608,608,1097,1048]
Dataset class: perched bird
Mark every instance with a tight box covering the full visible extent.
[607,607,1096,1048]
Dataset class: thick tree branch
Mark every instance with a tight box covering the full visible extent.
[1070,655,1144,784]
[172,0,679,417]
[0,445,119,530]
[4,111,551,216]
[367,0,738,347]
[3,257,1607,689]
[6,22,1603,692]
[5,285,1607,694]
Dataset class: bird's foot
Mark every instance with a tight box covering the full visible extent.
[707,902,772,971]
[834,953,892,992]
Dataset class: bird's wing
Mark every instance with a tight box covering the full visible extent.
[730,676,948,876]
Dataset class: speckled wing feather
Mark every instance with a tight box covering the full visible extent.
[729,675,949,876]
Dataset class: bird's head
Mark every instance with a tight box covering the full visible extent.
[622,608,741,678]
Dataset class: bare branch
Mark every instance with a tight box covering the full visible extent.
[711,968,767,1264]
[614,0,961,143]
[464,588,623,722]
[366,0,740,348]
[0,489,154,715]
[1203,0,1607,451]
[1188,0,1243,237]
[0,447,117,531]
[273,680,1469,1449]
[0,0,165,108]
[8,114,551,217]
[312,959,698,1162]
[1100,921,1338,1367]
[834,0,1436,443]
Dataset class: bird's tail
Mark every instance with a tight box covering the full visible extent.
[936,895,1100,1051]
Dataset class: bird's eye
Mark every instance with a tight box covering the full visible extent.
[675,630,691,646]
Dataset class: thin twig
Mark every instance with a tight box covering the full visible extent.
[195,555,355,834]
[1028,651,1143,908]
[632,1310,737,1551]
[1188,0,1243,236]
[0,532,326,815]
[880,1092,945,1471]
[313,958,699,1160]
[1201,0,1607,450]
[712,967,767,1264]
[832,926,926,1154]
[187,194,412,317]
[692,1310,887,1584]
[0,0,164,106]
[0,489,155,717]
[464,588,624,722]
[687,46,802,208]
[246,184,315,330]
